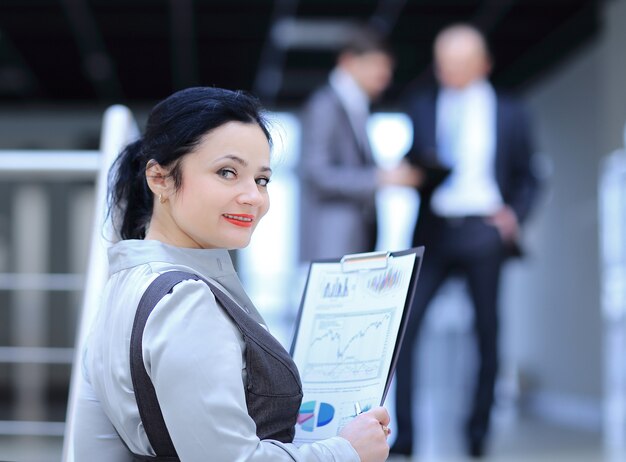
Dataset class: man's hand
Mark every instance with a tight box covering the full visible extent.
[486,206,519,243]
[377,161,423,188]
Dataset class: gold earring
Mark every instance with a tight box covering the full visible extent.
[159,194,166,204]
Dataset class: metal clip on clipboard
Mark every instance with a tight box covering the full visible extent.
[340,250,390,273]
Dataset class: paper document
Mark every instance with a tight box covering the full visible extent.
[290,248,423,444]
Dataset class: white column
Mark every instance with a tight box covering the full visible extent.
[68,186,95,337]
[600,125,626,453]
[11,185,49,421]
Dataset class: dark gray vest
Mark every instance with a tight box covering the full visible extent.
[128,271,303,461]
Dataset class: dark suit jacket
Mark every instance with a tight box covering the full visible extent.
[405,87,539,256]
[298,85,378,262]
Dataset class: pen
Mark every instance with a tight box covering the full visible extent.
[353,401,391,437]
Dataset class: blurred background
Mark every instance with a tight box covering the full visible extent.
[0,0,625,460]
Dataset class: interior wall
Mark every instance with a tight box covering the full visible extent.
[504,0,626,426]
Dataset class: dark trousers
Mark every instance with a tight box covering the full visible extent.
[393,216,505,454]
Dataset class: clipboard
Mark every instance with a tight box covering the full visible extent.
[290,247,424,444]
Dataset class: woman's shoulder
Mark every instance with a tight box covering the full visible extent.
[105,264,216,329]
[143,273,234,333]
[140,273,243,365]
[143,270,217,310]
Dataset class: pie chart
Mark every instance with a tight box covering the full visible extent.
[297,401,335,432]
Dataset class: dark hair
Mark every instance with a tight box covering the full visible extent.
[340,25,393,58]
[109,87,272,240]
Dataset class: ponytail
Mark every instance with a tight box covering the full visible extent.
[109,139,153,240]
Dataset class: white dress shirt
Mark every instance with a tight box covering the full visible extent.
[73,239,358,461]
[431,79,504,217]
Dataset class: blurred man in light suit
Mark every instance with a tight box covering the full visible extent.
[392,24,539,458]
[298,27,420,263]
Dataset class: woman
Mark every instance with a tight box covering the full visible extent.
[73,87,391,461]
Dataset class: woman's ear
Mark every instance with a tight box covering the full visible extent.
[145,159,172,200]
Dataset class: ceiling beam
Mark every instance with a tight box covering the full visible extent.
[497,0,600,89]
[370,0,408,36]
[60,0,123,101]
[253,0,299,107]
[0,28,40,97]
[170,0,198,90]
[473,0,518,35]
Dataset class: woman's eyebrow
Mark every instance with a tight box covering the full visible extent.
[216,154,247,166]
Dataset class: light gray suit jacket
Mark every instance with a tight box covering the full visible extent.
[298,85,379,262]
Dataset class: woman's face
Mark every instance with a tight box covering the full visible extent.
[166,121,271,249]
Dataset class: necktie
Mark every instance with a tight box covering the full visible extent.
[354,108,373,163]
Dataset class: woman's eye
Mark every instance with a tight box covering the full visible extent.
[218,168,236,179]
[256,177,271,187]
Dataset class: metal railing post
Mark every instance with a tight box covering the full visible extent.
[62,105,138,461]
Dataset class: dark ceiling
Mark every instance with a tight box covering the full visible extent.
[0,0,604,110]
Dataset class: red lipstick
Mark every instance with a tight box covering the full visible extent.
[223,213,254,228]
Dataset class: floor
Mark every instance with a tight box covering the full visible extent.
[379,289,610,462]
[386,418,606,462]
[0,416,609,462]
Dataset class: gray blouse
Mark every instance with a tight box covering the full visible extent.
[72,239,359,461]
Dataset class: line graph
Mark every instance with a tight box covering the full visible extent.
[301,309,394,383]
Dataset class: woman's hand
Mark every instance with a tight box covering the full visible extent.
[339,406,390,462]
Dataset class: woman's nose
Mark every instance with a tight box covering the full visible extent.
[237,180,263,206]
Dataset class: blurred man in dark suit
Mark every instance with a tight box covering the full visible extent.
[392,23,539,458]
[298,27,420,263]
